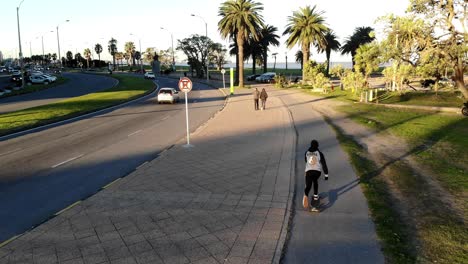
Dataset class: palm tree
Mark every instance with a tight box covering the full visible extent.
[244,35,263,74]
[94,43,103,63]
[259,24,280,73]
[218,0,264,87]
[295,50,304,70]
[124,42,136,66]
[316,30,341,76]
[83,48,92,69]
[108,38,118,69]
[283,5,328,80]
[341,26,374,67]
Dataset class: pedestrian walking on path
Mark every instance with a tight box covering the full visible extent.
[260,88,268,110]
[253,88,260,110]
[303,139,329,211]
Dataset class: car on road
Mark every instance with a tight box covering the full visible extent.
[157,88,179,104]
[255,72,276,83]
[144,72,155,79]
[247,74,261,81]
[27,75,50,85]
[37,74,57,83]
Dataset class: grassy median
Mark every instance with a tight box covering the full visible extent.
[0,75,154,136]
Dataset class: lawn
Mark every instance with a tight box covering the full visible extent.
[0,75,154,136]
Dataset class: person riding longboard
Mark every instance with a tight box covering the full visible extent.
[303,139,329,212]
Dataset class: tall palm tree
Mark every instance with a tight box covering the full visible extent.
[83,48,92,69]
[283,5,328,80]
[259,24,280,73]
[316,30,341,76]
[341,26,374,67]
[244,34,263,74]
[108,38,118,69]
[218,0,264,87]
[94,43,103,63]
[124,42,136,66]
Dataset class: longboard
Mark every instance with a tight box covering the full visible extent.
[309,197,321,213]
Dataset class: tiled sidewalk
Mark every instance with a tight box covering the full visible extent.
[0,88,295,264]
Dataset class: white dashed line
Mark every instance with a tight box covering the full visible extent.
[136,161,148,170]
[52,154,84,168]
[128,130,142,137]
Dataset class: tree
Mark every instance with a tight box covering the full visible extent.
[218,0,264,87]
[209,43,227,70]
[52,53,57,61]
[108,38,118,69]
[115,52,124,69]
[408,0,468,99]
[244,35,263,74]
[143,47,156,63]
[283,5,328,80]
[259,24,280,73]
[316,30,341,76]
[83,48,92,69]
[124,41,136,66]
[295,50,304,70]
[66,51,73,67]
[134,51,141,67]
[177,35,214,78]
[94,43,103,63]
[341,26,375,67]
[354,43,381,80]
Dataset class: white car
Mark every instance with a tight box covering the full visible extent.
[144,72,155,79]
[27,75,50,85]
[157,88,180,104]
[255,72,276,83]
[41,74,57,82]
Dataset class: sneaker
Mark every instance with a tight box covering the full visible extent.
[302,195,309,209]
[310,207,319,212]
[313,195,319,201]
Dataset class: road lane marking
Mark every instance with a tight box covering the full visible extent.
[55,201,81,216]
[128,130,142,137]
[52,154,84,168]
[161,116,169,121]
[0,148,22,157]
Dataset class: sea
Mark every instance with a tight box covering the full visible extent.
[175,61,354,70]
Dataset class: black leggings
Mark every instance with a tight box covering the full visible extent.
[304,170,321,196]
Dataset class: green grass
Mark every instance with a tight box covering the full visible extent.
[336,104,468,194]
[0,75,154,136]
[378,91,464,108]
[324,116,416,263]
[0,77,68,99]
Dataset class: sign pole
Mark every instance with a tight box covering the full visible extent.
[221,69,226,90]
[230,67,234,95]
[178,77,193,147]
[185,92,190,145]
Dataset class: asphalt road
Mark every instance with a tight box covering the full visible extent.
[0,72,117,114]
[0,77,226,242]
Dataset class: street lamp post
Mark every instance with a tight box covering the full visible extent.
[191,14,209,82]
[130,33,143,73]
[56,19,70,69]
[160,27,175,71]
[16,0,25,87]
[285,52,288,70]
[273,53,278,71]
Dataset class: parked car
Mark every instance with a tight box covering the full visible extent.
[27,75,50,85]
[255,72,276,83]
[39,74,57,83]
[247,74,261,81]
[0,67,6,73]
[438,77,454,87]
[157,88,179,104]
[144,72,155,79]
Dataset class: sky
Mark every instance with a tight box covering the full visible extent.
[0,0,409,64]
